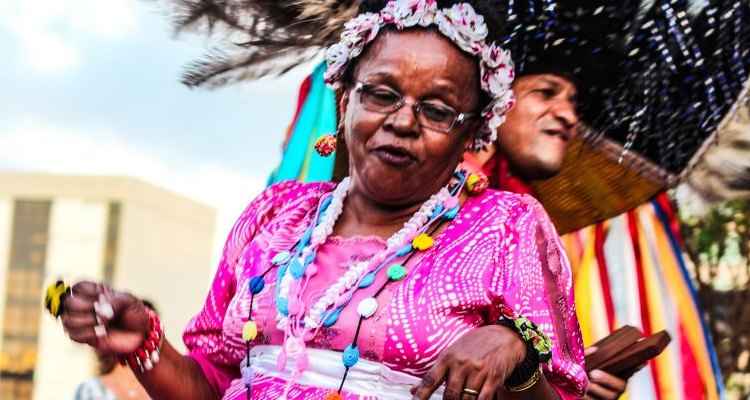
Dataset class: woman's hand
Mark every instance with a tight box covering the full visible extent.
[583,347,628,400]
[410,325,526,400]
[60,281,150,355]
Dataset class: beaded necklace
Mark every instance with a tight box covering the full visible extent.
[241,172,468,399]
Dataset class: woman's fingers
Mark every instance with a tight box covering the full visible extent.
[442,367,468,400]
[65,324,99,346]
[71,281,100,300]
[412,360,448,399]
[61,311,97,330]
[464,370,489,400]
[589,369,627,395]
[586,382,619,400]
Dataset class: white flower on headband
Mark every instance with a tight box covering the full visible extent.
[381,0,437,28]
[324,0,515,150]
[436,4,488,54]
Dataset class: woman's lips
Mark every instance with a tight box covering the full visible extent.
[372,145,416,167]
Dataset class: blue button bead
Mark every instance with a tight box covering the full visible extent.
[443,206,460,220]
[248,276,265,294]
[322,308,342,327]
[358,272,376,288]
[342,344,360,368]
[289,258,305,279]
[396,244,413,257]
[272,251,291,265]
[276,298,289,316]
[430,204,445,219]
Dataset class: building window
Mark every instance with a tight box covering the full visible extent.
[0,200,51,400]
[102,202,120,285]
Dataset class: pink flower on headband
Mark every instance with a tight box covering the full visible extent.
[324,0,515,150]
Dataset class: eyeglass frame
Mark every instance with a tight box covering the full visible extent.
[353,81,478,133]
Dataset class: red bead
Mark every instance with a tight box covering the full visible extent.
[145,340,156,352]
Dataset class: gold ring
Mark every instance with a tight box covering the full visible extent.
[462,387,479,397]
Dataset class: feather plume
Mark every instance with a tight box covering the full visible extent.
[153,0,361,88]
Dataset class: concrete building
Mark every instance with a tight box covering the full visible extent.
[0,172,216,400]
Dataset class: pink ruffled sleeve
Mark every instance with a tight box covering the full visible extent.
[488,194,588,398]
[182,180,303,396]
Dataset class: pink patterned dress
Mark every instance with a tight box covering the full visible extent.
[183,180,588,399]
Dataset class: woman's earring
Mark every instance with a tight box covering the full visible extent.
[314,122,343,157]
[314,134,337,157]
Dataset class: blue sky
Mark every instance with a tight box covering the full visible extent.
[0,0,315,262]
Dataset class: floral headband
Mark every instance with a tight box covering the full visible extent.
[324,0,515,150]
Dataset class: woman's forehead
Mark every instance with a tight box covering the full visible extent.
[353,30,479,91]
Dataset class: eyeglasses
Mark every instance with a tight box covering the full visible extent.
[354,82,476,133]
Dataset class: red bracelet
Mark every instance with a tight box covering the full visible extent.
[120,309,164,373]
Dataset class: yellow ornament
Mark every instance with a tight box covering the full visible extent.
[465,172,489,195]
[44,280,70,318]
[412,233,434,251]
[242,321,258,341]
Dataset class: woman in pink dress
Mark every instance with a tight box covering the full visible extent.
[53,1,587,398]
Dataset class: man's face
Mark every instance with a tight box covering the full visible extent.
[497,73,579,180]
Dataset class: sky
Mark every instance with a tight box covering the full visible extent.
[0,0,315,265]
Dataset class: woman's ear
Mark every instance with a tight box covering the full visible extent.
[337,88,350,123]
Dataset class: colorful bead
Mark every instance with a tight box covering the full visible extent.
[342,344,360,368]
[412,233,434,251]
[314,134,337,157]
[443,206,460,220]
[465,172,489,195]
[396,244,413,257]
[357,298,378,318]
[324,391,343,400]
[242,321,258,341]
[358,272,376,288]
[272,251,291,265]
[431,203,445,219]
[387,264,407,281]
[249,276,265,294]
[322,308,342,327]
[277,298,289,316]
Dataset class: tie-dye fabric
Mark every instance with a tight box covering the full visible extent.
[183,180,588,399]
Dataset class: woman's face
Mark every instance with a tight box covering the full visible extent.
[340,29,481,207]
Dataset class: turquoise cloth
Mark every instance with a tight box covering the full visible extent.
[269,62,337,185]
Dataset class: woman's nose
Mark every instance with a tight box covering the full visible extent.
[384,102,420,136]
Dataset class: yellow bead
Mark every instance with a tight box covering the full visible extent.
[412,233,434,251]
[465,172,488,195]
[242,321,258,341]
[466,173,480,189]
